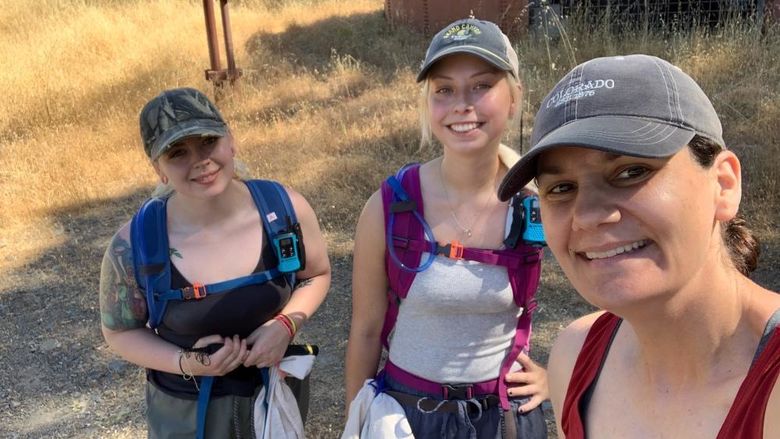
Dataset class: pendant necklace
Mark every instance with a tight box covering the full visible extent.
[439,159,494,239]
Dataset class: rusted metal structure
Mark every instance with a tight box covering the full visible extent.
[384,0,531,36]
[202,0,242,87]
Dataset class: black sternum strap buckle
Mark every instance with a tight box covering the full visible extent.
[442,384,474,400]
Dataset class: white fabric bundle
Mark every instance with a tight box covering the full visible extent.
[253,354,316,439]
[341,379,414,439]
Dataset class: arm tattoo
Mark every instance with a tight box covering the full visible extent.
[169,248,183,259]
[294,278,314,290]
[99,235,148,330]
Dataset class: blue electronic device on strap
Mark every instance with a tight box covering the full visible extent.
[273,231,301,273]
[522,195,546,246]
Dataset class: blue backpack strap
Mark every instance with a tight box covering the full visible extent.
[130,196,171,330]
[195,376,214,439]
[155,270,282,301]
[131,182,300,439]
[246,179,298,287]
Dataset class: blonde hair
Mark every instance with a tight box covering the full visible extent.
[419,72,522,149]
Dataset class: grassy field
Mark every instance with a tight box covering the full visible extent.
[0,0,778,437]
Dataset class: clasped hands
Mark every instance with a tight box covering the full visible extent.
[180,318,292,377]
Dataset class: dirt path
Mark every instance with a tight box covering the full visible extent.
[1,198,777,438]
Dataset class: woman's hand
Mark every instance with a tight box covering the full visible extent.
[242,318,292,368]
[182,334,248,377]
[505,352,549,413]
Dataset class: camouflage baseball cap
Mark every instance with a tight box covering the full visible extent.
[139,87,228,160]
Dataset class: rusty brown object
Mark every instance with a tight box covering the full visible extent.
[385,0,530,36]
[203,0,242,87]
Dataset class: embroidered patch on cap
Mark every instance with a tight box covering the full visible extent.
[443,23,482,41]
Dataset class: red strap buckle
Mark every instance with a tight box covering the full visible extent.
[448,240,464,259]
[183,282,207,300]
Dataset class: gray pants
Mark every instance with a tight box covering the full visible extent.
[146,382,256,439]
[145,376,310,439]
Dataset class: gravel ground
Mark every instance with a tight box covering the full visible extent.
[1,196,777,438]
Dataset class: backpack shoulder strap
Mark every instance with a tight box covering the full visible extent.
[246,179,299,286]
[379,163,427,348]
[130,196,171,330]
[381,163,426,298]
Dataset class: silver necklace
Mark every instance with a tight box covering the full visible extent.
[438,160,494,239]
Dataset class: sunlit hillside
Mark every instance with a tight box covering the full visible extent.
[0,1,778,437]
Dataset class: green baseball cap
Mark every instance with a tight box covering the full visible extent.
[139,87,228,160]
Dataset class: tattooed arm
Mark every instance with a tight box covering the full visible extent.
[243,187,331,367]
[100,223,248,376]
[99,226,147,331]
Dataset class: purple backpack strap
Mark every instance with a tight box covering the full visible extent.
[496,244,543,410]
[380,164,424,348]
[379,171,544,411]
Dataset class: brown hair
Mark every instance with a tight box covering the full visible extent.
[687,135,760,275]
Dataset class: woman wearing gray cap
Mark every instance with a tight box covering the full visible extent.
[344,19,548,438]
[498,54,780,438]
[99,87,331,438]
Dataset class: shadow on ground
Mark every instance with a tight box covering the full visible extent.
[3,9,779,439]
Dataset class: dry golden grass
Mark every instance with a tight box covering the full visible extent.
[1,1,779,437]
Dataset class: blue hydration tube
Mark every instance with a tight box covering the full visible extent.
[384,170,438,273]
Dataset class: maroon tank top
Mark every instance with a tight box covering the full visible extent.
[561,311,780,438]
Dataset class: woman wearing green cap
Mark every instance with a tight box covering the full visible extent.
[344,19,548,438]
[498,54,780,438]
[99,87,331,438]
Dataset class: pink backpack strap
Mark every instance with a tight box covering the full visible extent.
[380,164,424,348]
[498,243,542,411]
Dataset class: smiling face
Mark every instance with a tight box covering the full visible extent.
[153,134,235,199]
[535,146,733,312]
[425,53,517,154]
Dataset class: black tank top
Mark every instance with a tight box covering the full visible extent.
[147,234,292,399]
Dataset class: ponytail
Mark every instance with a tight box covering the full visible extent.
[688,135,760,275]
[722,216,760,276]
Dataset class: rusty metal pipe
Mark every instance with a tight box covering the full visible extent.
[219,0,238,81]
[203,0,221,73]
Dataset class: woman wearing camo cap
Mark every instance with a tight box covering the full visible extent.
[498,54,780,438]
[99,87,331,438]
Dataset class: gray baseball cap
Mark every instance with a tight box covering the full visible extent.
[498,54,724,201]
[417,18,519,82]
[139,87,228,160]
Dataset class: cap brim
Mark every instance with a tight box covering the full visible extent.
[417,45,514,82]
[150,120,227,160]
[497,116,695,201]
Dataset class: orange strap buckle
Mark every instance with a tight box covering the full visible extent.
[183,282,207,300]
[448,240,464,259]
